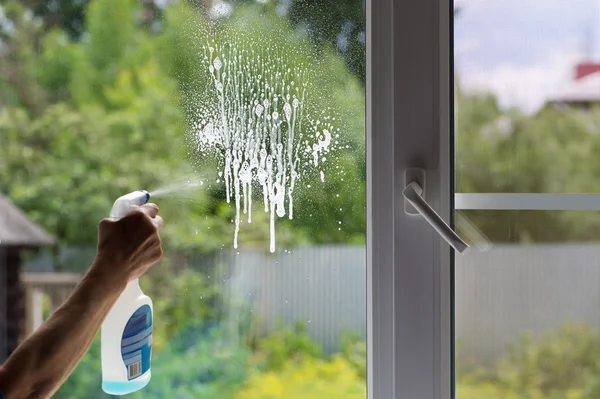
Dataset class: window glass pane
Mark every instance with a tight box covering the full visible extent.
[455,0,600,194]
[455,1,600,398]
[0,1,366,397]
[456,210,600,399]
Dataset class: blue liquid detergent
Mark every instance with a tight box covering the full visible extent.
[102,304,153,394]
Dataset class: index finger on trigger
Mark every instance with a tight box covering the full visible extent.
[136,203,160,219]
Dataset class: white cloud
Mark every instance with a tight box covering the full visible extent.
[455,37,481,56]
[454,0,472,7]
[459,50,581,114]
[454,0,599,113]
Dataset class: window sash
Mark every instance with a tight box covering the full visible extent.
[367,0,453,397]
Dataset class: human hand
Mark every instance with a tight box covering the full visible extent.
[92,203,164,286]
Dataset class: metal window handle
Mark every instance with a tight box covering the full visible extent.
[403,180,469,254]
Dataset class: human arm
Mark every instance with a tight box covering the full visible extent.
[0,203,164,399]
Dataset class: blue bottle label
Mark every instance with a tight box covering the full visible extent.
[121,305,152,380]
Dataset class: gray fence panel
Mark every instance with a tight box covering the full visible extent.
[455,244,600,365]
[220,246,367,353]
[222,244,600,364]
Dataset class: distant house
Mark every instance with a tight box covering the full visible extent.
[0,193,54,362]
[546,61,600,109]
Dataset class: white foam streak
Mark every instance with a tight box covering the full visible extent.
[192,42,336,252]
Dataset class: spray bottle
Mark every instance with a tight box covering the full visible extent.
[101,190,154,395]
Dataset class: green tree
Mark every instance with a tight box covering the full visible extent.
[1,0,367,251]
[286,0,365,82]
[456,90,600,243]
[167,2,366,245]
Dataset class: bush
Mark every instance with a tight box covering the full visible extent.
[240,324,366,398]
[129,323,251,399]
[250,322,323,371]
[457,323,600,399]
[456,376,548,399]
[235,355,366,399]
[495,323,600,397]
[457,377,584,399]
[339,331,367,380]
[146,268,222,352]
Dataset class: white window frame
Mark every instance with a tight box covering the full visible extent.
[367,0,454,398]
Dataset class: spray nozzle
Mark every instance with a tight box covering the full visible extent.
[110,190,151,219]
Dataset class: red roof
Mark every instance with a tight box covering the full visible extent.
[575,62,600,80]
[547,62,600,105]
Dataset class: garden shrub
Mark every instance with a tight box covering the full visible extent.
[235,355,366,399]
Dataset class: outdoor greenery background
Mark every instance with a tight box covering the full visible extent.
[1,0,600,398]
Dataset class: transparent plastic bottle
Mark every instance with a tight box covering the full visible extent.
[101,190,154,395]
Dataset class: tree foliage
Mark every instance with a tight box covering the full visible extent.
[456,89,600,243]
[0,0,366,252]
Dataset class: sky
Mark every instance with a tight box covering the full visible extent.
[455,0,600,113]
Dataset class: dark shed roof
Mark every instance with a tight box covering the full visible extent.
[0,194,54,247]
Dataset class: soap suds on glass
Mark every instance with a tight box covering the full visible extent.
[190,41,340,252]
